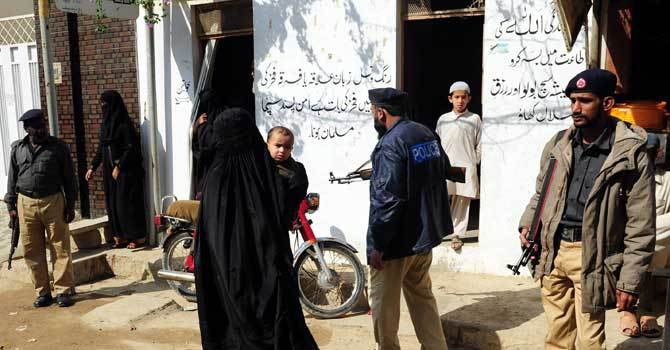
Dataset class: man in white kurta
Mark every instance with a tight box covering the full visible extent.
[435,81,481,236]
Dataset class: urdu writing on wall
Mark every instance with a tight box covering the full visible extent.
[487,4,585,123]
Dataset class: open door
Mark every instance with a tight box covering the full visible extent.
[189,39,218,199]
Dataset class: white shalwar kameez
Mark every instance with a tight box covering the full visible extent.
[435,110,481,236]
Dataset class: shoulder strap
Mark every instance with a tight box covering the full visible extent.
[554,129,567,146]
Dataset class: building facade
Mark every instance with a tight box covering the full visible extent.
[31,1,141,218]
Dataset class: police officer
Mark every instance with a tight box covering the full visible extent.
[5,109,77,307]
[518,69,655,348]
[367,88,453,350]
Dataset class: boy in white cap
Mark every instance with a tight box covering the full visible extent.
[435,81,481,243]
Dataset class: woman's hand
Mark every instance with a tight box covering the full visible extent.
[85,169,94,181]
[112,166,120,180]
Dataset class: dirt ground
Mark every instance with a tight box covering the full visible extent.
[0,278,405,350]
[0,283,201,350]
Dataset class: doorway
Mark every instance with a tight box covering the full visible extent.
[403,14,484,232]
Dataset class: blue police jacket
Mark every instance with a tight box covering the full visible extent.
[367,119,454,261]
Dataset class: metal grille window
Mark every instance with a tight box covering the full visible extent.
[10,47,24,138]
[405,0,484,20]
[0,16,36,46]
[28,45,39,110]
[196,1,252,38]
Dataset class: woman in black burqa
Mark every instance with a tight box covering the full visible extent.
[194,108,318,350]
[190,89,226,199]
[86,90,147,249]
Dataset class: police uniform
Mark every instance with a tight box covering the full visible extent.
[4,110,76,305]
[367,88,452,350]
[520,69,656,349]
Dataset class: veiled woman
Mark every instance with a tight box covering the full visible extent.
[86,90,147,249]
[194,108,318,350]
[190,89,226,198]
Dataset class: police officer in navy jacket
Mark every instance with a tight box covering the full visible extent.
[367,87,452,350]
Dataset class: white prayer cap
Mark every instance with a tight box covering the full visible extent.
[449,81,470,94]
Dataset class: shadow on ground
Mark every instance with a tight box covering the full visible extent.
[442,287,543,349]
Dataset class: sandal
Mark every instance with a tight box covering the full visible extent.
[640,316,662,338]
[112,239,129,249]
[127,239,146,250]
[451,235,464,250]
[619,311,641,338]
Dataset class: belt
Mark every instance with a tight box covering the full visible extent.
[18,188,59,199]
[559,225,582,242]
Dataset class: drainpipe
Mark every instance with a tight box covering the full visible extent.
[37,0,59,137]
[145,5,160,246]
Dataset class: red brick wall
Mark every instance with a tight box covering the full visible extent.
[33,2,140,217]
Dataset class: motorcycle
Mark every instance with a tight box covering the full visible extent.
[154,196,198,302]
[155,193,366,319]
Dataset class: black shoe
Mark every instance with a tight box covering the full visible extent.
[56,294,74,307]
[33,294,53,308]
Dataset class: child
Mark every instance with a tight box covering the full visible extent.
[435,81,482,248]
[267,126,309,228]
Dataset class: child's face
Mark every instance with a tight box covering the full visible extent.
[448,90,471,114]
[268,133,293,162]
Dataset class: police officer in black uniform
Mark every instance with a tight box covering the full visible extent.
[366,88,453,350]
[5,109,77,307]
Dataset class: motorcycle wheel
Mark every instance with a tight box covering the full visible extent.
[162,231,197,302]
[294,241,365,319]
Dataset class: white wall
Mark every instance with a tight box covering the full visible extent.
[136,1,197,212]
[478,1,587,275]
[253,0,397,258]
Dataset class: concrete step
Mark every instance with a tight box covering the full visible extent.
[0,246,164,288]
[81,291,179,330]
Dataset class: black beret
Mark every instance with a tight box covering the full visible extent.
[19,109,45,123]
[368,88,407,114]
[565,69,617,98]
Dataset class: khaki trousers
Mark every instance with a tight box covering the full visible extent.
[541,241,605,350]
[369,251,447,350]
[18,193,74,296]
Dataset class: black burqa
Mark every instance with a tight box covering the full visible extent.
[190,89,226,198]
[91,90,146,241]
[194,108,318,350]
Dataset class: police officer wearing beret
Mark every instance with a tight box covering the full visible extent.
[4,109,77,307]
[367,88,452,350]
[518,69,655,348]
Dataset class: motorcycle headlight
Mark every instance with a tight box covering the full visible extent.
[306,193,320,213]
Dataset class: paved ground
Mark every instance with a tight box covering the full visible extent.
[0,242,666,350]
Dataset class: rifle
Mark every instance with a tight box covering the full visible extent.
[329,160,467,185]
[7,214,18,270]
[329,160,372,184]
[507,156,559,275]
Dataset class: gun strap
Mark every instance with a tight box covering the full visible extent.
[526,129,566,242]
[528,156,559,243]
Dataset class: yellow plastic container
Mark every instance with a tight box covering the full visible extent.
[610,101,668,130]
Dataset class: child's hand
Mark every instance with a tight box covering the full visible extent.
[197,113,208,125]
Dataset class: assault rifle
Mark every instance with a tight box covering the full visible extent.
[329,161,372,184]
[507,156,558,275]
[2,200,19,270]
[329,160,466,184]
